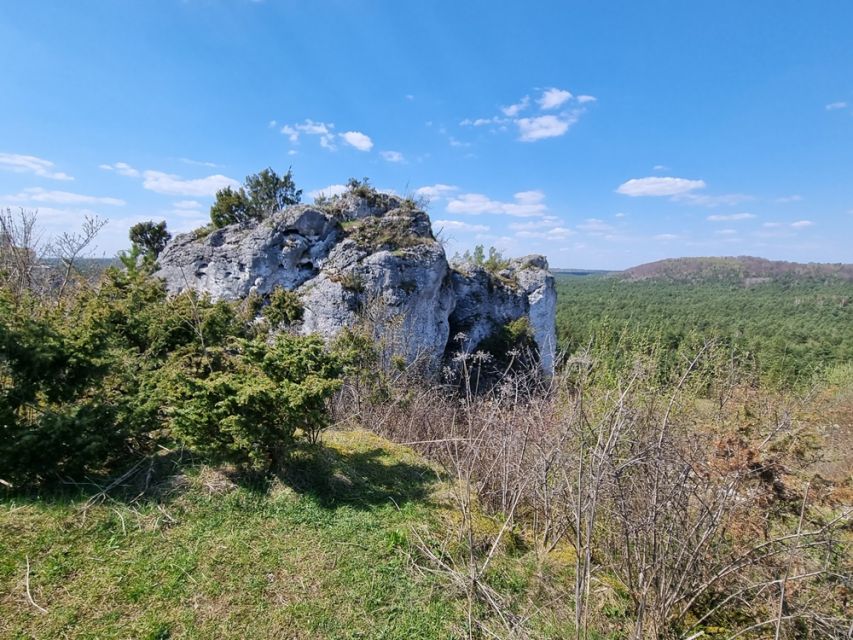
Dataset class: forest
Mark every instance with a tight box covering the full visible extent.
[555,271,853,388]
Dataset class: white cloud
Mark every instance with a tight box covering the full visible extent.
[762,222,784,228]
[99,161,140,177]
[826,101,848,111]
[173,200,202,210]
[296,119,332,135]
[715,228,738,235]
[142,170,239,197]
[790,220,814,229]
[432,219,489,233]
[280,119,335,144]
[268,119,278,128]
[706,212,755,221]
[517,114,576,142]
[179,158,219,168]
[309,184,347,199]
[405,94,415,101]
[0,152,73,180]
[340,131,373,152]
[538,88,573,110]
[577,218,614,233]
[380,150,405,163]
[653,164,669,172]
[461,88,595,144]
[516,226,575,240]
[654,233,678,241]
[4,187,125,206]
[501,96,530,117]
[415,184,458,200]
[459,116,508,127]
[514,190,545,204]
[617,176,706,197]
[775,194,802,203]
[508,216,561,230]
[447,190,548,217]
[614,212,627,218]
[681,192,753,207]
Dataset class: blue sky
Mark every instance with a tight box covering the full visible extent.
[1,1,851,269]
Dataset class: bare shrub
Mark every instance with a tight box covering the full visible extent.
[334,337,852,639]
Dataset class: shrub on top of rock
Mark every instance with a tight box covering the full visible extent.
[210,167,302,228]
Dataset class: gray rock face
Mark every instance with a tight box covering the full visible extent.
[448,255,556,373]
[156,192,556,373]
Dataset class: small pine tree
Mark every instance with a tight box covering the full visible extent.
[210,168,302,228]
[129,220,171,259]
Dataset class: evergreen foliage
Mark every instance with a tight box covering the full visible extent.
[0,258,342,487]
[210,167,302,228]
[555,274,853,387]
[128,220,171,259]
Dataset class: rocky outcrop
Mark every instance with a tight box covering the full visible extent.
[447,255,556,373]
[156,190,556,373]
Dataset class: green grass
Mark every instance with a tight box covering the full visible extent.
[0,431,464,639]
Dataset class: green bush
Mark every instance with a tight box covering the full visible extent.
[0,289,126,485]
[210,168,302,228]
[262,287,303,327]
[159,334,342,464]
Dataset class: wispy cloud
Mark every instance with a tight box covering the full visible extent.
[508,216,561,230]
[825,101,848,111]
[280,119,337,149]
[99,161,140,177]
[432,219,490,233]
[775,194,803,203]
[415,184,458,201]
[142,171,239,197]
[0,152,73,181]
[3,187,125,206]
[461,87,595,144]
[380,150,405,163]
[577,218,614,233]
[617,176,706,197]
[617,176,750,207]
[681,193,753,207]
[309,184,347,200]
[99,162,238,198]
[790,220,814,229]
[179,157,220,168]
[653,233,678,241]
[501,96,530,117]
[706,212,755,221]
[340,131,373,152]
[173,200,202,210]
[516,226,575,240]
[447,190,548,217]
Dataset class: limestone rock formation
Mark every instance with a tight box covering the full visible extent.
[156,189,556,373]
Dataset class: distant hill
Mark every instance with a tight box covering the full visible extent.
[619,256,853,284]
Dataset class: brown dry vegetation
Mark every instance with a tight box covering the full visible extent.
[330,326,852,639]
